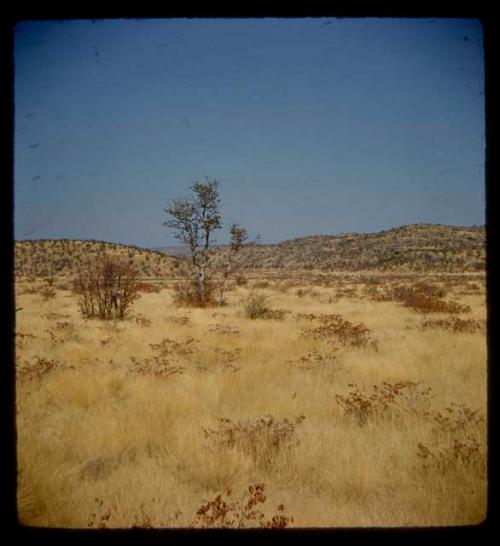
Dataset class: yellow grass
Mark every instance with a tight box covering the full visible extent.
[15,273,487,528]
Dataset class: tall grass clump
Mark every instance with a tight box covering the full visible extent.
[243,291,286,319]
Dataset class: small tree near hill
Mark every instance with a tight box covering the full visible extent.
[163,178,248,307]
[217,222,248,306]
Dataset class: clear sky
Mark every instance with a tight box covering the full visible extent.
[14,17,485,247]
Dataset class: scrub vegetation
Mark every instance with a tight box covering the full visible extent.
[15,245,487,527]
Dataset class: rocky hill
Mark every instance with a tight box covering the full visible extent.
[15,224,486,278]
[14,239,187,278]
[206,223,486,273]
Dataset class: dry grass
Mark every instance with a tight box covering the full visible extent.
[15,270,487,528]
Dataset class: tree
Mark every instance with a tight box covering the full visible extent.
[163,178,246,306]
[217,222,248,306]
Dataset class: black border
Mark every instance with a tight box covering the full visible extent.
[2,8,496,545]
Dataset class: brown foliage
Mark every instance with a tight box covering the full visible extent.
[209,323,240,335]
[203,415,305,468]
[17,356,59,383]
[392,283,471,314]
[165,315,191,326]
[301,314,377,349]
[416,437,485,474]
[213,347,242,372]
[40,278,56,301]
[149,337,199,358]
[417,404,486,476]
[335,382,433,426]
[430,403,485,436]
[194,483,293,528]
[172,277,217,308]
[136,281,162,293]
[286,347,340,372]
[132,314,152,327]
[421,316,485,333]
[72,256,140,320]
[129,355,184,379]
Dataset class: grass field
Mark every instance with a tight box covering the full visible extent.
[15,271,487,528]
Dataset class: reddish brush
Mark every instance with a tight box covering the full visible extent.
[193,483,293,529]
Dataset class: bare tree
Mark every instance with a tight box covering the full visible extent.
[217,222,248,306]
[163,179,247,306]
[73,255,139,319]
[163,179,221,303]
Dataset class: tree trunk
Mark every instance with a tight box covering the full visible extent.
[218,281,226,306]
[198,265,205,303]
[218,263,232,306]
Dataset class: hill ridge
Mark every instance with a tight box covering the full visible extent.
[15,223,486,276]
[14,238,185,278]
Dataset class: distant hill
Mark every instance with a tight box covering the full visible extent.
[205,223,486,273]
[15,224,486,278]
[14,239,187,278]
[149,246,193,258]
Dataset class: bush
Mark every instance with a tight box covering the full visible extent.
[417,403,486,476]
[244,291,270,319]
[194,483,293,529]
[203,415,305,468]
[72,256,139,320]
[234,275,248,286]
[421,316,485,333]
[136,281,162,293]
[172,277,217,308]
[40,278,56,301]
[243,292,288,320]
[301,314,377,349]
[335,381,433,426]
[392,283,470,314]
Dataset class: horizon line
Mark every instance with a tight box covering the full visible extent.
[15,221,486,250]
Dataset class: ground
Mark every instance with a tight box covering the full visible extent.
[15,270,487,528]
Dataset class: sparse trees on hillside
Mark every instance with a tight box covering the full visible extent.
[163,178,248,306]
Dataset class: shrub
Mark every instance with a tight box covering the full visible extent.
[416,437,485,475]
[72,256,139,320]
[132,314,152,327]
[243,292,286,320]
[295,287,320,298]
[421,316,485,333]
[149,337,199,358]
[17,356,59,383]
[129,356,184,379]
[301,314,377,349]
[40,277,56,301]
[286,347,340,372]
[14,331,35,350]
[136,281,162,293]
[172,277,217,308]
[430,403,485,436]
[203,415,305,468]
[392,283,471,314]
[194,483,293,529]
[234,275,248,286]
[244,292,270,319]
[417,404,486,476]
[335,382,433,426]
[209,323,240,335]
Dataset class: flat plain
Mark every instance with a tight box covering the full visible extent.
[15,225,487,528]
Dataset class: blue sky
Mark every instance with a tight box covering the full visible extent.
[14,17,485,247]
